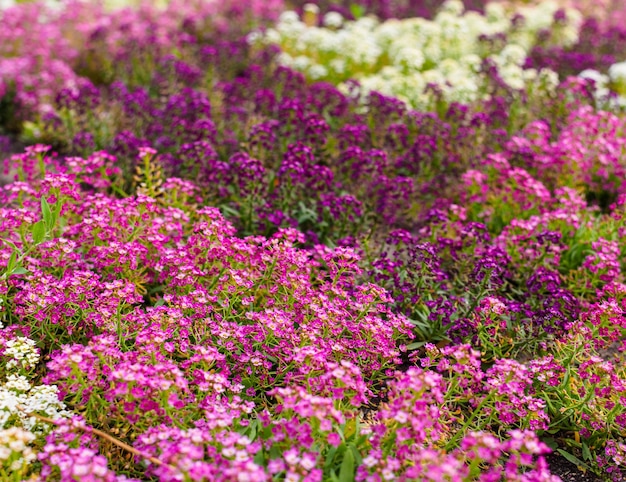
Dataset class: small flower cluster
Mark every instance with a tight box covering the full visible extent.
[0,426,37,478]
[38,416,139,482]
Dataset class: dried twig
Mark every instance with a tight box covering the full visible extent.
[16,407,174,470]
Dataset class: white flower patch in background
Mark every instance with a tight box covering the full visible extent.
[580,61,626,109]
[251,0,584,111]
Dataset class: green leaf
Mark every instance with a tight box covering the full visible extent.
[349,444,362,465]
[542,437,558,450]
[557,449,590,470]
[21,121,42,142]
[154,298,166,307]
[148,284,166,295]
[41,197,52,228]
[349,3,365,19]
[31,221,46,245]
[406,341,427,350]
[247,419,258,441]
[3,239,19,251]
[11,267,29,275]
[582,442,592,461]
[54,201,64,224]
[220,205,240,219]
[253,449,264,466]
[269,446,281,459]
[262,425,273,440]
[6,249,17,274]
[338,447,355,482]
[324,446,339,470]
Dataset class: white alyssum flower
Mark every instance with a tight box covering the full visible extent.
[276,52,294,68]
[609,61,626,82]
[608,61,626,100]
[0,336,73,437]
[4,337,39,371]
[246,30,263,45]
[308,64,328,80]
[499,44,527,67]
[0,383,71,433]
[485,2,505,20]
[499,64,525,90]
[4,375,31,392]
[0,0,15,10]
[580,69,609,86]
[517,1,559,33]
[439,0,464,16]
[323,11,343,29]
[262,28,282,45]
[303,3,319,14]
[0,426,37,472]
[278,10,300,25]
[329,58,347,75]
[579,68,611,105]
[292,55,311,71]
[535,69,559,92]
[391,46,425,72]
[588,62,626,109]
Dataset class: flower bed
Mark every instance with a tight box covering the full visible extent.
[2,0,626,481]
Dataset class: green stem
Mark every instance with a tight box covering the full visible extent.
[445,392,494,451]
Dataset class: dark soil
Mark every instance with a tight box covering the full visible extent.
[546,453,603,482]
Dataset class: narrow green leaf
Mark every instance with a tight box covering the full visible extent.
[54,202,64,225]
[11,267,29,275]
[154,298,166,307]
[248,420,258,441]
[338,448,355,482]
[582,442,592,461]
[324,446,338,470]
[3,239,19,251]
[269,446,281,459]
[32,221,46,245]
[349,444,362,465]
[6,250,17,274]
[406,341,427,350]
[557,449,590,470]
[41,197,52,228]
[148,284,166,295]
[253,449,264,466]
[542,437,558,450]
